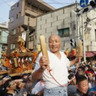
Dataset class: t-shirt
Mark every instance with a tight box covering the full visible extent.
[88,86,96,96]
[34,51,70,89]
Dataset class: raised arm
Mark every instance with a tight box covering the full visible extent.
[31,55,49,82]
[70,57,78,67]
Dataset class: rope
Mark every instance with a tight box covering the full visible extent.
[46,55,80,87]
[47,68,77,87]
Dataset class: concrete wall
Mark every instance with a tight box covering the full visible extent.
[36,5,76,50]
[36,4,96,51]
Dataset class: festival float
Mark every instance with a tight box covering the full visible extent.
[0,36,38,77]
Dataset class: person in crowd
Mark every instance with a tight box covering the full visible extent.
[25,79,33,95]
[76,66,85,79]
[84,65,91,72]
[17,80,27,96]
[88,86,96,96]
[86,68,95,88]
[5,80,17,96]
[74,75,89,96]
[0,78,11,96]
[68,73,77,96]
[31,34,79,96]
[78,66,85,76]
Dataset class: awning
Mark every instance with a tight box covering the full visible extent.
[86,52,96,57]
[93,52,96,55]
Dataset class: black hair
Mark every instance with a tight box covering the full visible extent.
[68,73,74,80]
[84,65,90,69]
[76,75,87,84]
[0,74,9,80]
[11,75,21,80]
[21,73,31,78]
[5,79,13,88]
[0,79,12,95]
[78,66,85,71]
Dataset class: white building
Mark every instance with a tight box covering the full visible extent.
[0,22,8,58]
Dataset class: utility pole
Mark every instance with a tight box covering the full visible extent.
[75,0,80,42]
[82,14,86,63]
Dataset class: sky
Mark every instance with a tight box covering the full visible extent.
[0,0,90,23]
[0,0,18,23]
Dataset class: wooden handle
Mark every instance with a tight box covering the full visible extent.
[78,40,83,63]
[40,35,48,58]
[78,40,83,57]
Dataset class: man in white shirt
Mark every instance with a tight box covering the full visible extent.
[32,34,78,96]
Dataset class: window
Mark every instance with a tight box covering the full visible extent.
[86,45,89,51]
[10,44,15,49]
[0,31,1,35]
[30,36,34,41]
[16,12,21,19]
[10,16,14,22]
[17,2,19,7]
[18,12,21,17]
[16,14,18,19]
[2,46,6,50]
[95,29,96,41]
[12,29,16,35]
[70,12,72,17]
[11,5,15,10]
[0,31,1,41]
[63,9,65,14]
[17,27,20,33]
[58,28,70,37]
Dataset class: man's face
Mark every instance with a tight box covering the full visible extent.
[49,35,61,53]
[77,80,89,94]
[78,68,85,75]
[88,73,93,81]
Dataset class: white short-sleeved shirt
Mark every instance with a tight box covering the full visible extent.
[34,51,70,89]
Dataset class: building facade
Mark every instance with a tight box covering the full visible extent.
[0,22,8,58]
[36,4,96,52]
[8,0,55,54]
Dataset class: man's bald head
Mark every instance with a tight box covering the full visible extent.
[49,34,61,43]
[49,34,61,53]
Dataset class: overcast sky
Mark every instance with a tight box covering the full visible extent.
[0,0,91,23]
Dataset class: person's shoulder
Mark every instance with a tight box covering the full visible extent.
[60,51,67,57]
[73,93,81,96]
[47,50,54,56]
[73,90,82,96]
[88,86,96,92]
[4,93,13,96]
[60,51,66,54]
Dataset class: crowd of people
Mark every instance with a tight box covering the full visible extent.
[0,34,96,96]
